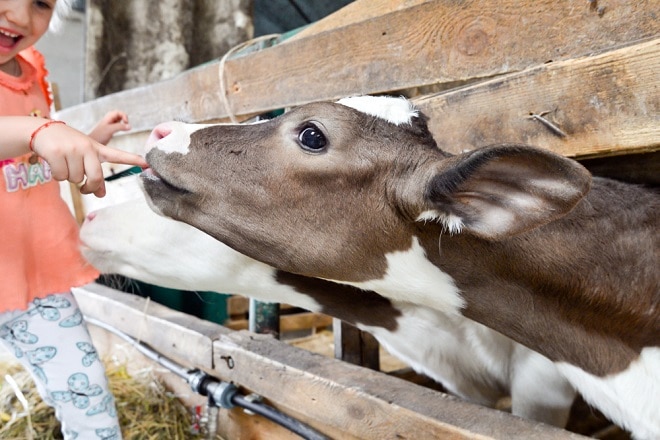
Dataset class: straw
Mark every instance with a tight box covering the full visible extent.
[0,359,222,439]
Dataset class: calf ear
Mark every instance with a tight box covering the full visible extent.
[422,145,592,240]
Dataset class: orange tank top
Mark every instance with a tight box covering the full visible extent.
[0,47,100,312]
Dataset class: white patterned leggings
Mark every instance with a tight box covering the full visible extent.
[0,292,122,440]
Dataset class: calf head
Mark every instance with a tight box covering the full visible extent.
[139,96,659,439]
[142,96,591,285]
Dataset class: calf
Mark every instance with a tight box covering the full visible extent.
[80,191,575,426]
[140,96,659,439]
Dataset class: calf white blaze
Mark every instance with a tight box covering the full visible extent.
[337,95,418,125]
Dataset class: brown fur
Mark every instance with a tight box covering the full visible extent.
[274,271,400,330]
[426,179,659,374]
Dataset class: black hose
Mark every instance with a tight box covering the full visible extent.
[85,317,331,440]
[232,394,330,440]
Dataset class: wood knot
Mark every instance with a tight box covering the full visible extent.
[456,19,494,56]
[347,403,366,420]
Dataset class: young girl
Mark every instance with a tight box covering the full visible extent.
[0,1,147,438]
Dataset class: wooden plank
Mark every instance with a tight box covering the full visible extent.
[55,0,658,154]
[87,325,301,440]
[76,38,658,193]
[211,331,586,440]
[289,0,428,40]
[73,283,226,370]
[416,38,660,158]
[226,312,332,333]
[74,284,585,439]
[333,318,380,370]
[224,0,659,118]
[280,312,332,332]
[227,295,249,315]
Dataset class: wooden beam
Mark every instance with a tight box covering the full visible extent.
[223,0,659,119]
[73,283,225,370]
[211,330,586,440]
[416,37,660,158]
[76,37,659,190]
[333,318,380,370]
[55,0,658,155]
[225,311,333,333]
[74,284,586,440]
[86,318,302,440]
[288,0,429,41]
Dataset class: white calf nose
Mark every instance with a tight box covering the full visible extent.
[144,121,195,155]
[147,123,174,146]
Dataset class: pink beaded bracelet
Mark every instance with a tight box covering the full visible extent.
[29,120,66,152]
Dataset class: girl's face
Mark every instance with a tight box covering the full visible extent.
[0,0,55,66]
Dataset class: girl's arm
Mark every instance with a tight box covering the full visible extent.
[0,116,147,197]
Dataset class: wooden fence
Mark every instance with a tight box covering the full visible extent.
[74,284,585,439]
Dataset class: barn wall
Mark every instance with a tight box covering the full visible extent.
[84,0,253,99]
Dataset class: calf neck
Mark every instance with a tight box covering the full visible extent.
[80,194,575,427]
[141,96,659,439]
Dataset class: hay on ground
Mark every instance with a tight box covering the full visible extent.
[0,358,222,439]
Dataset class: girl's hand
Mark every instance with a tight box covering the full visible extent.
[88,110,132,144]
[31,121,147,197]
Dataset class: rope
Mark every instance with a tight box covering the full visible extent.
[218,34,282,123]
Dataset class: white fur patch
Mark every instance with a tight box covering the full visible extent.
[81,198,323,311]
[557,347,660,440]
[148,119,266,155]
[341,238,465,314]
[337,95,419,126]
[148,121,236,155]
[360,305,506,405]
[148,121,196,155]
[417,210,464,235]
[360,300,574,425]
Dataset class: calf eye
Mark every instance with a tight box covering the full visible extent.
[298,124,327,152]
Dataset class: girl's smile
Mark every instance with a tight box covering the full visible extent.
[0,27,22,51]
[0,0,54,63]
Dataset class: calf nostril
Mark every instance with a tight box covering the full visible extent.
[85,212,97,222]
[147,123,173,145]
[154,125,172,140]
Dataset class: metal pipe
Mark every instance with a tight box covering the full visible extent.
[248,298,280,338]
[86,316,190,379]
[84,317,330,440]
